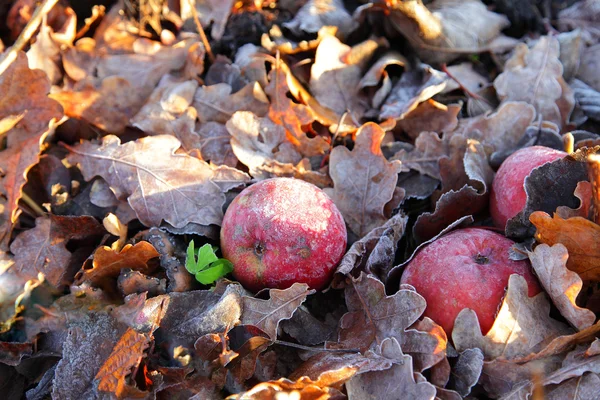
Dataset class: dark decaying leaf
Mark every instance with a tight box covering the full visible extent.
[10,215,105,287]
[66,135,250,232]
[448,348,484,397]
[241,283,314,340]
[332,213,408,288]
[0,341,33,366]
[506,147,598,239]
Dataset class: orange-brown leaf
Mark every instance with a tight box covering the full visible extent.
[95,327,150,399]
[75,242,159,289]
[530,211,600,281]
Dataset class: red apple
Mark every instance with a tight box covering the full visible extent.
[400,228,541,335]
[220,178,347,291]
[490,146,566,229]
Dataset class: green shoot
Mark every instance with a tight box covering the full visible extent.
[185,240,233,285]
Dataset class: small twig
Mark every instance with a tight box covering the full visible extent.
[187,0,215,64]
[20,192,47,218]
[0,0,60,76]
[274,339,360,353]
[441,64,491,105]
[587,154,600,225]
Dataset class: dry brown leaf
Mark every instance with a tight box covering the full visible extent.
[226,111,302,178]
[241,283,314,340]
[310,34,367,122]
[266,65,329,157]
[528,243,596,331]
[255,159,333,188]
[559,0,600,42]
[494,36,575,128]
[333,213,408,288]
[74,241,159,291]
[283,0,356,38]
[337,273,426,353]
[118,270,166,297]
[388,0,511,64]
[359,51,408,109]
[66,135,249,231]
[262,25,337,55]
[95,327,150,398]
[380,64,448,121]
[392,132,445,180]
[26,8,76,84]
[443,62,489,94]
[346,337,436,400]
[9,216,105,287]
[395,100,460,140]
[452,275,571,360]
[130,76,199,136]
[449,348,484,396]
[327,122,403,238]
[196,121,238,167]
[556,181,592,219]
[181,0,235,41]
[450,101,536,155]
[544,373,600,400]
[577,43,600,92]
[63,38,98,82]
[51,76,147,134]
[530,212,600,281]
[193,82,269,124]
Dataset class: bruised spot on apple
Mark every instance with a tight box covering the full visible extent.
[400,228,541,335]
[490,145,566,230]
[220,178,347,292]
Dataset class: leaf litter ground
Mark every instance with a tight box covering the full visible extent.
[1,0,600,398]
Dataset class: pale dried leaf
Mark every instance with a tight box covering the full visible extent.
[283,0,356,38]
[545,373,600,400]
[453,275,571,360]
[494,36,574,127]
[181,0,235,40]
[227,111,302,178]
[450,348,484,396]
[327,122,402,238]
[345,337,436,400]
[241,283,314,340]
[193,82,269,124]
[395,100,460,140]
[558,0,600,42]
[528,243,596,331]
[66,135,249,230]
[443,62,489,94]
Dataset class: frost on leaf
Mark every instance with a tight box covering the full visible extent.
[527,243,596,330]
[66,135,249,231]
[494,36,574,128]
[193,82,269,124]
[241,283,314,340]
[345,337,436,400]
[327,122,403,238]
[453,275,571,360]
[10,216,105,287]
[283,0,356,38]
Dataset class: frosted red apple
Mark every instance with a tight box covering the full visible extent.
[490,146,566,229]
[400,228,541,335]
[220,178,347,291]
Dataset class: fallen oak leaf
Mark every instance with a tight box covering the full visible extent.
[65,134,250,230]
[449,348,484,397]
[452,274,571,360]
[345,337,436,400]
[282,0,356,39]
[193,82,269,125]
[494,35,574,128]
[556,181,593,219]
[241,283,315,340]
[95,327,151,398]
[10,215,105,287]
[73,241,160,292]
[394,100,460,140]
[527,243,596,331]
[530,212,600,282]
[326,122,403,238]
[266,64,329,157]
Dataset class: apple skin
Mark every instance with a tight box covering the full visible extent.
[490,146,566,229]
[220,178,347,292]
[400,228,541,335]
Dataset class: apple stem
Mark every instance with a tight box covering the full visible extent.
[587,154,600,225]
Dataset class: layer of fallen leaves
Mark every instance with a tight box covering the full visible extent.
[1,0,600,399]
